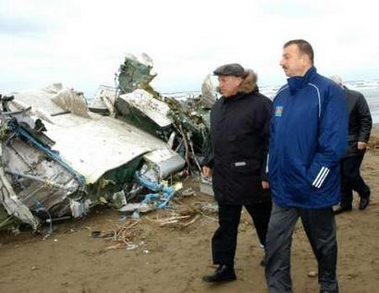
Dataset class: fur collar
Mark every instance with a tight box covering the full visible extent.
[238,69,258,94]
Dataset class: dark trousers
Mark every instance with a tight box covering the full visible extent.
[340,153,370,207]
[265,203,338,293]
[211,200,272,266]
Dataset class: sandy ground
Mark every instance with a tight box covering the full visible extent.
[1,128,379,293]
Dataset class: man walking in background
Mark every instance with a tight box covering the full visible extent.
[265,39,348,293]
[202,63,272,283]
[331,75,372,214]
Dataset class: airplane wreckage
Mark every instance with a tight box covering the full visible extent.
[0,53,217,233]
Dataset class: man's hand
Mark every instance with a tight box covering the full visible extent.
[202,166,212,178]
[262,181,270,189]
[357,141,367,150]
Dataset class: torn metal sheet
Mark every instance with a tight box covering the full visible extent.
[142,147,186,180]
[118,202,153,213]
[8,84,171,184]
[50,84,91,118]
[89,85,119,116]
[108,53,212,171]
[116,89,173,128]
[201,73,217,109]
[0,152,39,230]
[117,53,157,94]
[0,107,84,230]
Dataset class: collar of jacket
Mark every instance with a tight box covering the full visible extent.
[237,69,258,94]
[222,88,260,103]
[221,70,259,100]
[287,66,317,94]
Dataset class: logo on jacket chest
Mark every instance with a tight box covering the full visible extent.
[275,106,283,117]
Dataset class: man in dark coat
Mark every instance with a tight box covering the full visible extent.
[202,63,272,283]
[331,76,373,214]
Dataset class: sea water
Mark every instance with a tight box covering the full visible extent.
[346,80,379,124]
[261,79,379,124]
[168,79,379,124]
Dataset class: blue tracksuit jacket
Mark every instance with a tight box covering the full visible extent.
[268,67,348,208]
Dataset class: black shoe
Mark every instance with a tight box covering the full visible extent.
[334,205,352,215]
[359,197,370,210]
[320,290,338,293]
[202,265,237,283]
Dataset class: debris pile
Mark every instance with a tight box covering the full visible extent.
[0,53,216,233]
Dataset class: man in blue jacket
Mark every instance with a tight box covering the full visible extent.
[265,39,348,293]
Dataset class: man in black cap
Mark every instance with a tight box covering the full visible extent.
[202,63,273,283]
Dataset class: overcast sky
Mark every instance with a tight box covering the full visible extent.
[1,0,378,99]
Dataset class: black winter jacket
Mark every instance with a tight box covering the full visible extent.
[343,86,372,157]
[204,71,272,205]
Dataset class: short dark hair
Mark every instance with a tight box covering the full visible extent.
[284,39,314,64]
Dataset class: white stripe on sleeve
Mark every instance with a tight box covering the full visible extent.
[312,166,330,188]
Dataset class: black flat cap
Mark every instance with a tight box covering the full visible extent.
[213,63,246,77]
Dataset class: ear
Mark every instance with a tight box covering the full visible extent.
[236,76,244,84]
[301,53,310,65]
